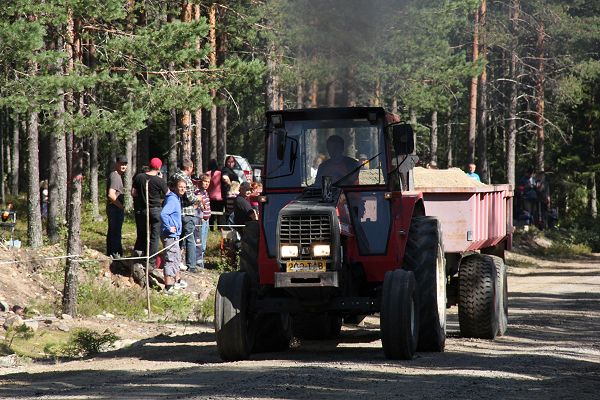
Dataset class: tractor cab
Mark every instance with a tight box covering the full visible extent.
[260,108,403,278]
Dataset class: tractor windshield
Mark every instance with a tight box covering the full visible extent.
[265,119,386,188]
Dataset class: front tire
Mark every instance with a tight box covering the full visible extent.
[458,254,499,339]
[381,269,419,360]
[403,216,447,352]
[214,271,254,361]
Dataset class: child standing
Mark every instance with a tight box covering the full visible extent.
[195,173,211,269]
[248,181,262,214]
[225,180,240,225]
[160,178,188,294]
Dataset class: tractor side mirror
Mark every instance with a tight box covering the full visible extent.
[275,129,287,160]
[392,124,415,155]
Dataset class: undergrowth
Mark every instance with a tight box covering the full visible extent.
[76,280,197,321]
[44,328,119,358]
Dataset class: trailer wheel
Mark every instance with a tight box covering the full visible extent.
[381,269,419,360]
[292,313,342,340]
[253,313,292,353]
[240,221,260,285]
[403,216,447,352]
[458,254,499,339]
[488,255,508,336]
[214,271,254,361]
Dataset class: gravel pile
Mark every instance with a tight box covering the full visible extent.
[414,167,488,188]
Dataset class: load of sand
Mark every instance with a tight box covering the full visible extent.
[413,167,488,188]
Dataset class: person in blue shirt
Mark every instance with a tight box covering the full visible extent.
[160,178,188,294]
[466,163,481,182]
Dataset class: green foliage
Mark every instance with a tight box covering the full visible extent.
[195,293,215,321]
[2,325,34,354]
[76,280,196,321]
[551,217,600,253]
[45,328,119,358]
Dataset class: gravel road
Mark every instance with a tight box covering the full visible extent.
[1,251,599,400]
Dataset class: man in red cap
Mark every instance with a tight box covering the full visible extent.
[131,157,169,268]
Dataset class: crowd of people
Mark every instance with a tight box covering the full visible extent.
[105,154,262,295]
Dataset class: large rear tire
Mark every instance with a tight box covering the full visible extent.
[489,255,508,336]
[403,216,447,352]
[381,269,419,360]
[214,271,254,361]
[458,254,499,339]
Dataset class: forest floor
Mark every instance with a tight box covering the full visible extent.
[0,238,599,399]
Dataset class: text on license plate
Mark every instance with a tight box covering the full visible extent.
[286,260,326,272]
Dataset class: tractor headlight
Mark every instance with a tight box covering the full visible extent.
[280,245,299,258]
[312,244,331,257]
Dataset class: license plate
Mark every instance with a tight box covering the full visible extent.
[286,260,326,272]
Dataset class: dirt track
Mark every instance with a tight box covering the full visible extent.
[1,251,599,400]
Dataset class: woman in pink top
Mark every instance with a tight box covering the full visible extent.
[207,159,223,230]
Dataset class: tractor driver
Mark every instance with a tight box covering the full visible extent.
[314,135,360,187]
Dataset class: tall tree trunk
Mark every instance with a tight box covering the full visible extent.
[392,98,398,115]
[430,110,438,163]
[216,5,228,163]
[297,81,304,108]
[11,112,19,196]
[507,0,520,186]
[535,19,546,172]
[0,109,5,204]
[65,10,76,211]
[194,109,203,172]
[90,132,99,219]
[209,3,218,161]
[5,114,11,196]
[346,66,356,107]
[48,32,68,242]
[327,80,336,107]
[591,173,598,218]
[181,110,193,161]
[48,103,68,242]
[447,109,453,167]
[372,78,381,107]
[27,108,43,248]
[168,109,178,177]
[210,103,218,162]
[467,3,481,164]
[266,47,280,111]
[193,4,203,171]
[410,109,417,155]
[309,79,318,107]
[476,0,488,182]
[124,134,135,211]
[181,2,193,162]
[62,151,83,316]
[217,102,227,164]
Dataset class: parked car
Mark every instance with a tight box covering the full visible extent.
[226,154,252,182]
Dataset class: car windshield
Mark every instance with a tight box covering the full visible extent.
[265,119,386,188]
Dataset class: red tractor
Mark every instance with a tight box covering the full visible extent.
[215,107,511,361]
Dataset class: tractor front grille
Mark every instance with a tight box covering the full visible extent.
[280,214,332,246]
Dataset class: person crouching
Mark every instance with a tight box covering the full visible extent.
[160,178,188,294]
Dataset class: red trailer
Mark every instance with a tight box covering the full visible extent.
[415,168,512,339]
